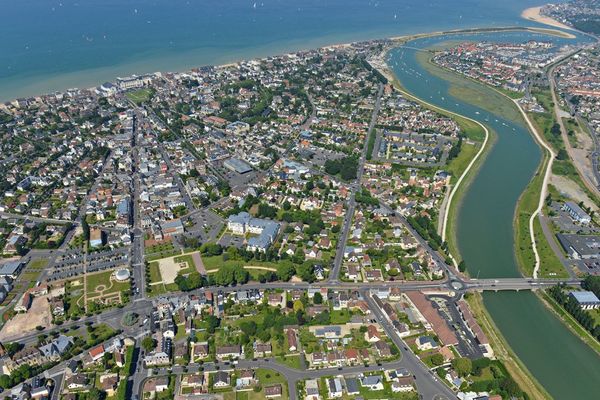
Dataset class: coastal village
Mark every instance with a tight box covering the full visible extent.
[0,37,524,400]
[0,0,600,398]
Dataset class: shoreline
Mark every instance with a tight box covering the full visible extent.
[0,25,573,104]
[522,6,574,32]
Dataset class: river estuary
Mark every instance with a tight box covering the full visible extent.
[388,31,600,399]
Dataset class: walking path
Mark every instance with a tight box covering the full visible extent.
[510,99,555,279]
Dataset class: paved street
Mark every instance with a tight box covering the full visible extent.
[364,292,455,400]
[330,83,384,282]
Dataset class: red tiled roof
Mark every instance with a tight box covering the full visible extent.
[406,291,458,346]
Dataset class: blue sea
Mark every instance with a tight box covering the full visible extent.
[1,0,562,100]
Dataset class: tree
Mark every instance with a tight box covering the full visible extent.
[283,200,291,211]
[313,292,323,304]
[240,321,257,337]
[296,263,315,283]
[234,267,250,284]
[277,264,296,281]
[293,300,304,313]
[87,387,106,400]
[452,357,472,377]
[206,315,221,334]
[556,149,568,160]
[257,329,271,343]
[500,377,521,397]
[0,374,10,389]
[214,265,235,286]
[430,353,444,366]
[142,336,156,352]
[201,242,223,256]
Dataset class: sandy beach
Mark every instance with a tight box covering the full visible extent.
[522,6,574,31]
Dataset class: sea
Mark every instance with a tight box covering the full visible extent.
[1,0,561,101]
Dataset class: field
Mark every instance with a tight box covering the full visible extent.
[146,252,201,296]
[514,151,547,277]
[533,218,568,279]
[84,269,131,309]
[126,88,155,104]
[202,255,283,280]
[145,240,180,259]
[0,294,53,340]
[275,354,304,370]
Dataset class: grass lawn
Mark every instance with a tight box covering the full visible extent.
[29,259,48,269]
[514,151,547,277]
[329,309,354,324]
[86,270,128,293]
[202,255,290,280]
[251,369,288,400]
[148,261,162,283]
[236,392,249,400]
[275,354,304,370]
[84,269,131,308]
[446,141,479,185]
[222,392,236,400]
[174,254,197,275]
[533,218,568,279]
[146,248,181,261]
[175,323,188,341]
[146,241,176,255]
[126,88,155,104]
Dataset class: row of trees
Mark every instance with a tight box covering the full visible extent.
[407,214,445,251]
[549,284,600,340]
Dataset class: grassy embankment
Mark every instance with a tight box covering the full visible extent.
[530,88,600,206]
[466,293,552,400]
[415,49,567,278]
[538,290,600,355]
[408,50,552,399]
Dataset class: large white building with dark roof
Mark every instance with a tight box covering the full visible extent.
[227,212,280,252]
[569,291,600,310]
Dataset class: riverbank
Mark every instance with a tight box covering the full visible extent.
[537,290,600,355]
[377,39,552,398]
[411,41,570,280]
[466,293,551,400]
[380,26,600,398]
[370,50,489,270]
[522,6,574,32]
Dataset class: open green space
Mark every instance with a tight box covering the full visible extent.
[275,354,304,370]
[126,88,155,104]
[173,254,197,275]
[533,218,568,279]
[514,148,547,278]
[85,269,130,294]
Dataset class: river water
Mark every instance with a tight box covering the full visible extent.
[388,31,600,399]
